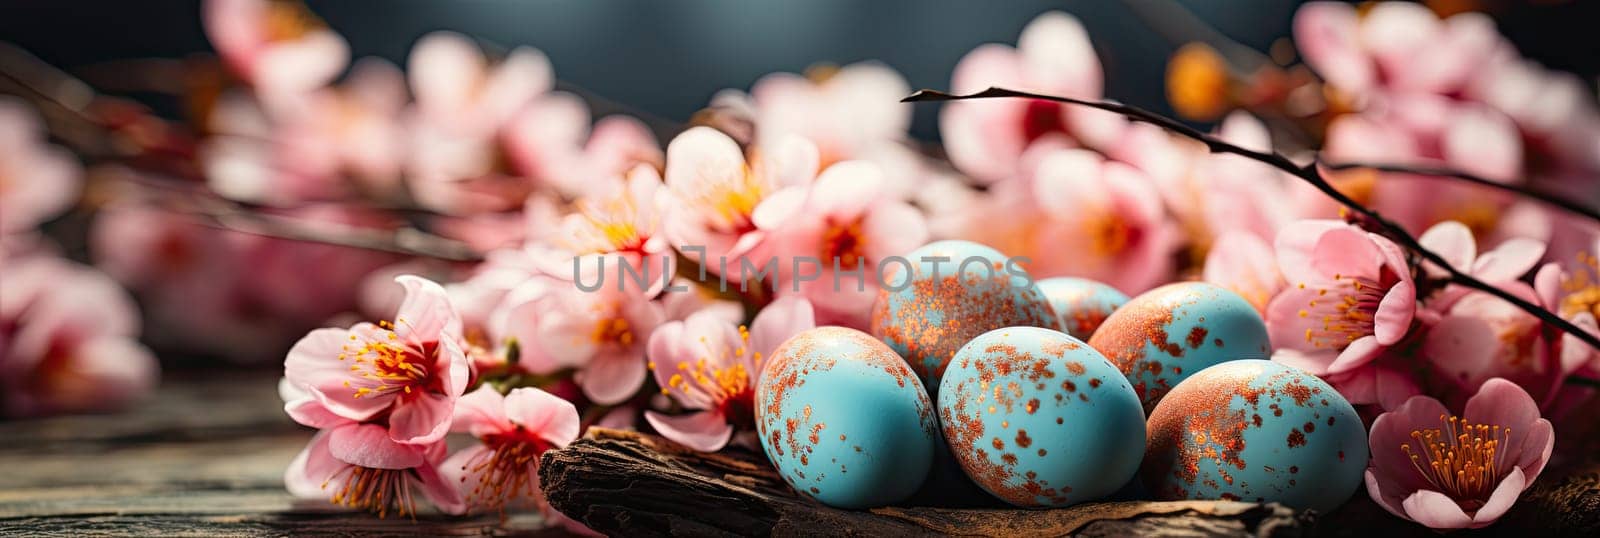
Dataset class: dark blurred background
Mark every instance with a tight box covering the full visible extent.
[1,0,1596,139]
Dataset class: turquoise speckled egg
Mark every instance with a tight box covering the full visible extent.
[870,240,1058,394]
[938,327,1145,507]
[1087,282,1270,411]
[1142,360,1367,513]
[1036,277,1129,340]
[755,326,938,508]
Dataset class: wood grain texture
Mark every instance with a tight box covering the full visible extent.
[538,428,1311,537]
[3,372,1597,536]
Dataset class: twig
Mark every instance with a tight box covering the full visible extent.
[187,199,484,262]
[901,87,1600,362]
[1320,160,1600,224]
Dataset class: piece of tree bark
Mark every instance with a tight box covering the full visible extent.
[539,428,1311,537]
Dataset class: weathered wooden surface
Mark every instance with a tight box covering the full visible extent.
[539,428,1312,537]
[4,371,1597,536]
[0,371,553,536]
[541,427,1600,537]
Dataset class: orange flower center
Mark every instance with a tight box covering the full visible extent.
[820,218,867,270]
[1296,267,1401,349]
[1559,251,1600,320]
[324,466,418,519]
[1403,414,1509,506]
[461,431,552,514]
[339,319,433,399]
[651,325,759,424]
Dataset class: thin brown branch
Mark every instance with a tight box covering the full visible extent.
[1320,160,1600,224]
[187,200,484,262]
[902,87,1600,363]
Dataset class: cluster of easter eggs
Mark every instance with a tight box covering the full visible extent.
[753,240,1367,513]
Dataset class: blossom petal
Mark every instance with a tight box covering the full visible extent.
[388,391,456,445]
[1472,238,1545,283]
[504,387,582,448]
[1401,489,1475,529]
[414,458,468,515]
[451,385,510,437]
[1373,279,1416,345]
[644,410,734,452]
[1462,378,1539,438]
[1363,469,1412,520]
[329,423,426,470]
[284,430,344,498]
[750,296,816,360]
[664,127,745,192]
[581,352,647,405]
[1293,2,1374,93]
[1327,335,1384,374]
[392,275,463,344]
[1417,221,1476,276]
[1274,220,1349,282]
[1471,467,1526,525]
[284,327,392,421]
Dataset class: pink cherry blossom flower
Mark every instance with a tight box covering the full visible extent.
[491,282,663,405]
[749,62,909,167]
[402,32,554,214]
[202,58,407,205]
[555,164,675,296]
[443,386,580,520]
[663,126,816,270]
[284,275,469,445]
[1425,288,1574,410]
[202,0,350,98]
[0,252,158,417]
[1364,379,1553,530]
[941,11,1125,184]
[743,62,926,196]
[1294,1,1497,102]
[1418,220,1546,309]
[1151,112,1294,254]
[1268,220,1417,375]
[504,94,664,199]
[1023,148,1177,293]
[645,297,815,452]
[408,31,551,137]
[281,396,463,517]
[1534,241,1600,375]
[755,161,928,328]
[1203,231,1286,316]
[0,97,81,236]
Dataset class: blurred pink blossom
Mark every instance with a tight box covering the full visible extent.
[0,252,158,417]
[1268,220,1417,375]
[645,296,814,452]
[1364,379,1553,530]
[202,58,408,205]
[203,0,350,99]
[1534,241,1600,376]
[556,165,674,296]
[1425,288,1575,410]
[444,386,586,529]
[941,11,1125,184]
[756,161,927,328]
[663,126,815,271]
[0,97,81,235]
[284,275,469,445]
[1020,148,1177,293]
[1203,231,1286,316]
[1417,220,1546,309]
